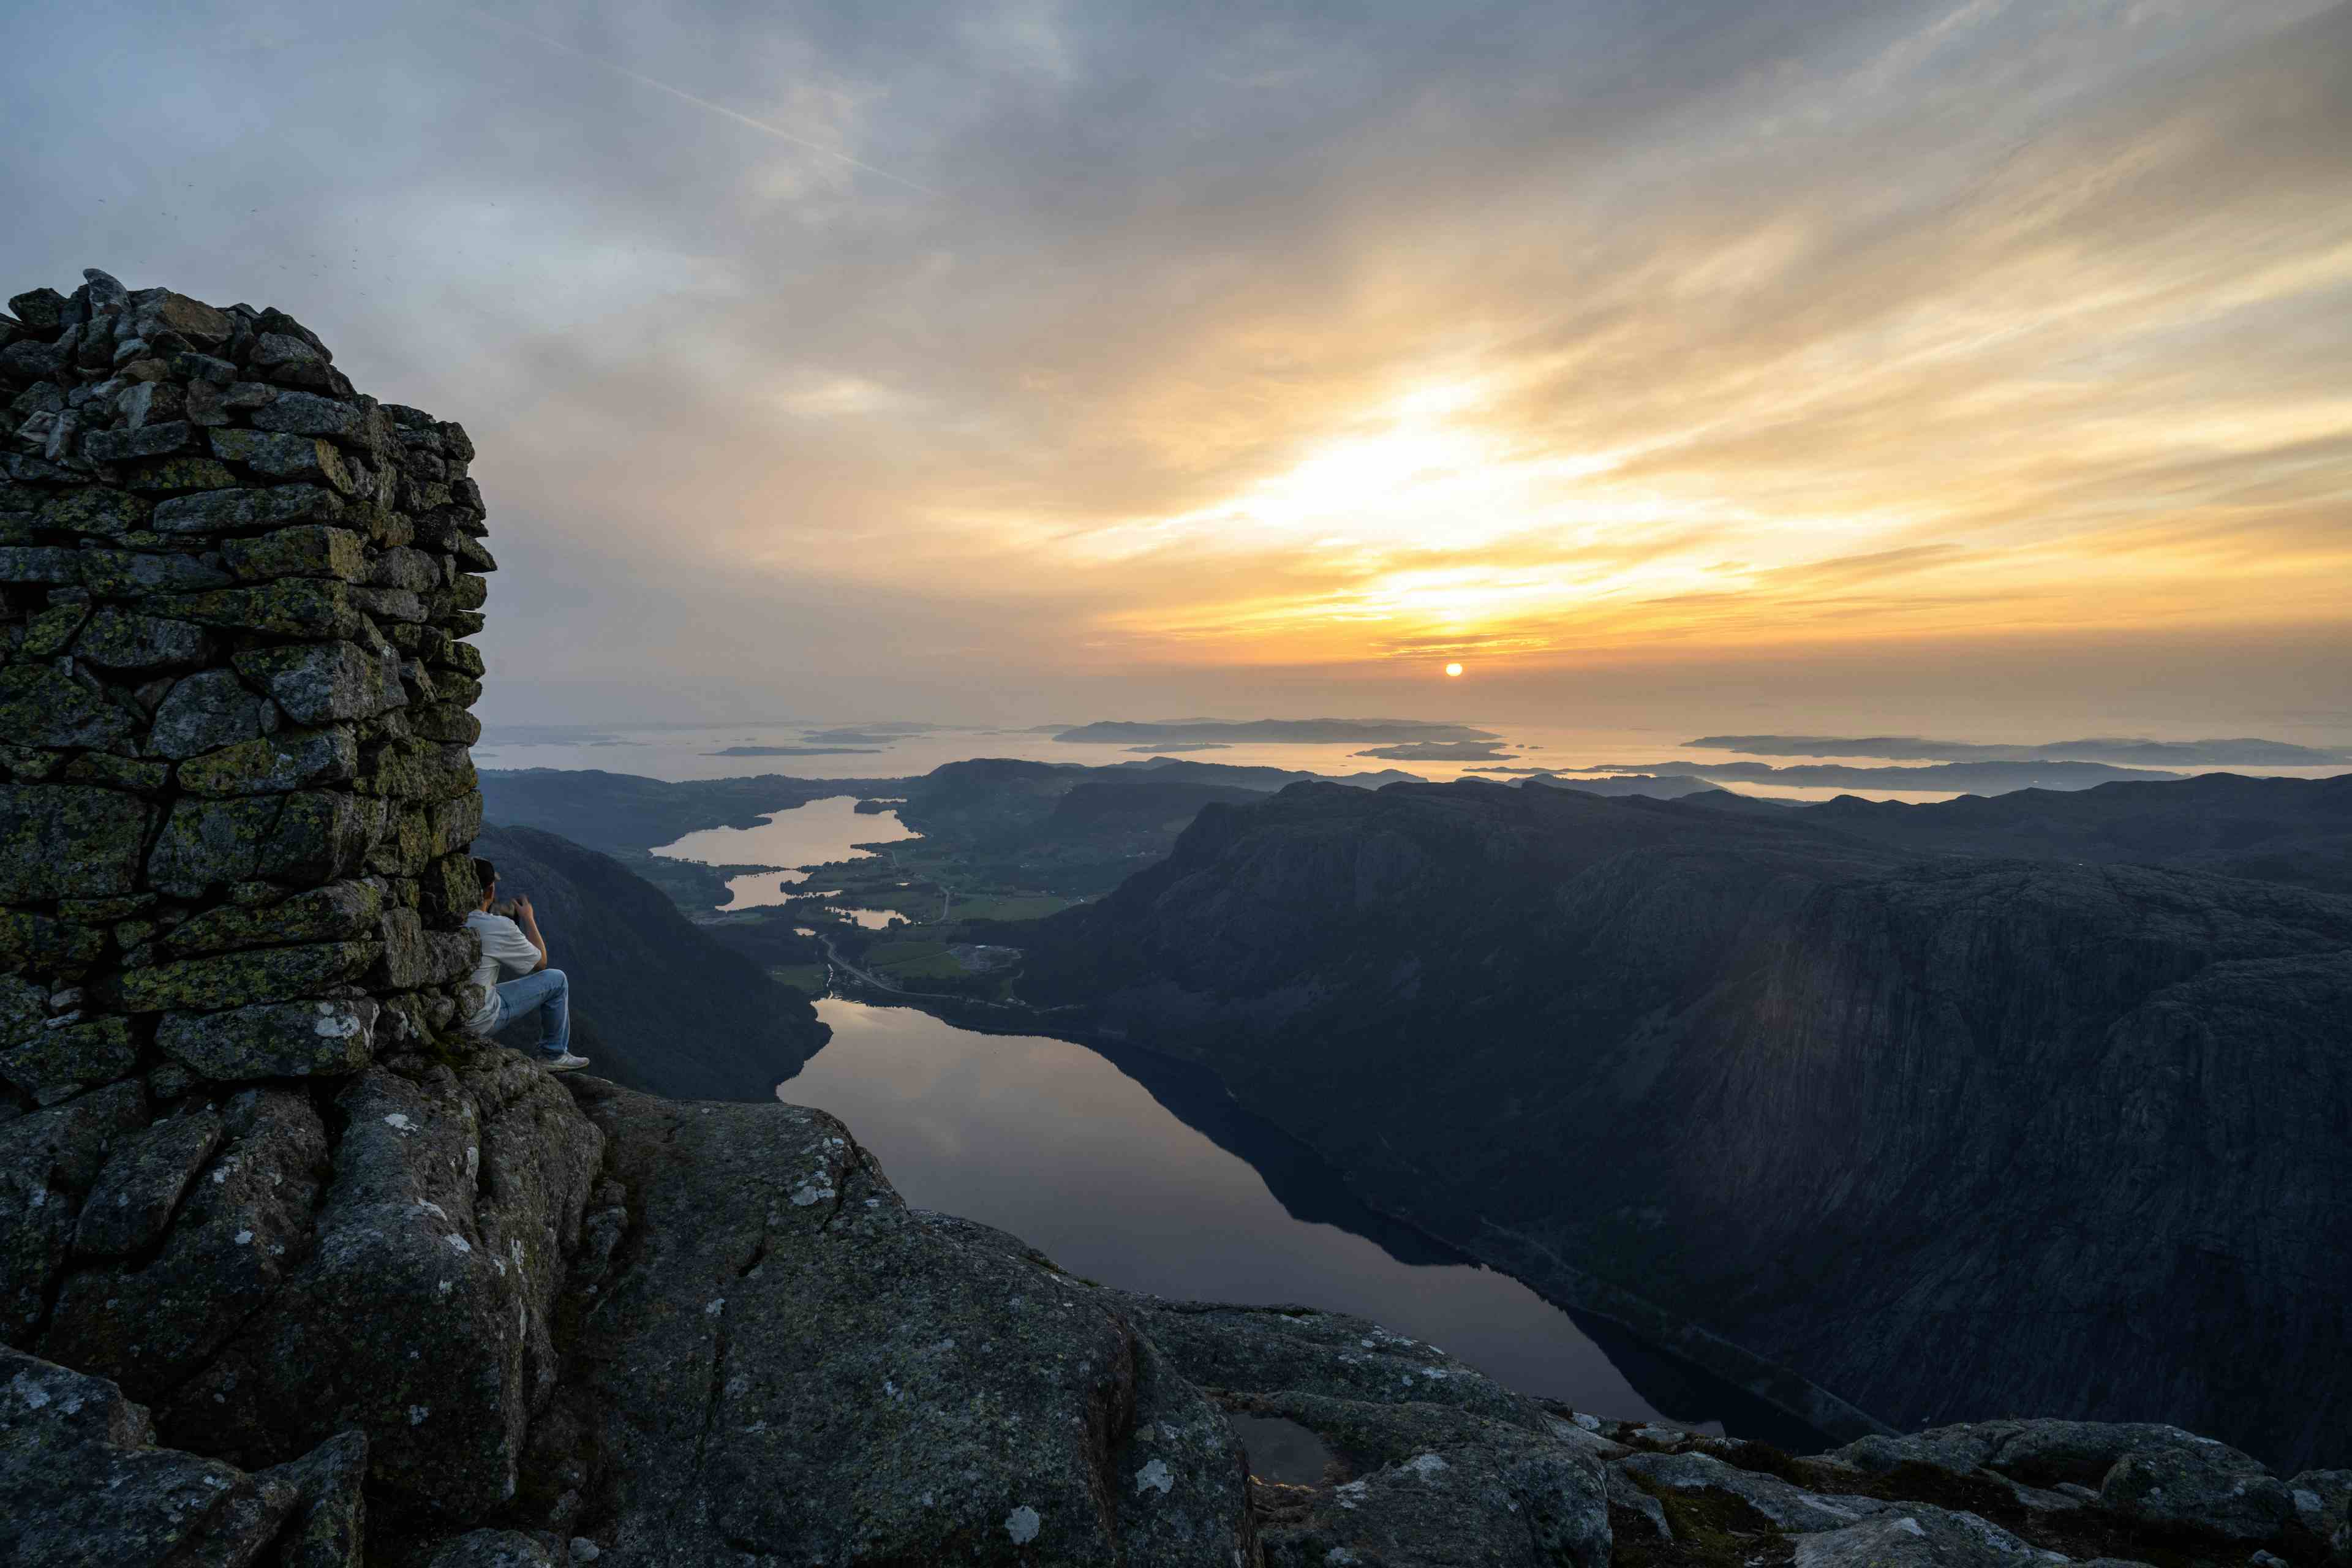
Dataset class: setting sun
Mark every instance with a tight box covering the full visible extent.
[1444,662,1464,678]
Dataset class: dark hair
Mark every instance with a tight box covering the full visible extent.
[472,857,497,891]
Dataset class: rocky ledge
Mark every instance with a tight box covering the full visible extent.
[7,1061,2348,1568]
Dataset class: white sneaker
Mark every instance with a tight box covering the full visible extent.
[544,1054,590,1073]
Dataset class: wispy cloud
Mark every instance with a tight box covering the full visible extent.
[4,0,2345,729]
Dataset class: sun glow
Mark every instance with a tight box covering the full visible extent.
[1444,662,1464,677]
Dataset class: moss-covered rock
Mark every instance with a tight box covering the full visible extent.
[232,640,398,725]
[105,940,381,1012]
[0,664,137,750]
[360,738,476,802]
[178,726,357,797]
[208,429,356,494]
[148,668,271,760]
[0,1017,138,1105]
[19,602,90,657]
[145,791,379,899]
[151,483,345,536]
[34,484,152,538]
[0,783,157,899]
[153,579,361,640]
[120,455,239,494]
[54,754,168,794]
[153,998,379,1079]
[77,548,233,598]
[406,702,481,745]
[0,545,78,584]
[221,525,368,583]
[167,880,383,956]
[0,907,107,974]
[70,607,212,670]
[416,851,482,925]
[432,641,486,680]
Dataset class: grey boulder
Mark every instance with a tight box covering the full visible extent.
[0,1346,361,1568]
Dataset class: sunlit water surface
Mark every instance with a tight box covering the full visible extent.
[652,796,919,911]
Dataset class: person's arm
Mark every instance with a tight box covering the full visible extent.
[513,895,550,971]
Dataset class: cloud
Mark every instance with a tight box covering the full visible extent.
[3,0,2346,728]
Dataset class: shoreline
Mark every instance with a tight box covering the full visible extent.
[805,962,1882,1447]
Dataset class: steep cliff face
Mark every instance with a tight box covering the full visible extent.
[1020,780,2352,1471]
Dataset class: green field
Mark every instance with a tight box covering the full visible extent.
[949,894,1078,922]
[766,963,829,994]
[862,939,971,981]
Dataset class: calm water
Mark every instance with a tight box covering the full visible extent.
[778,998,1813,1436]
[652,796,919,910]
[472,718,2352,801]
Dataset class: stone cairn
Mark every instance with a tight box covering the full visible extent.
[0,271,587,1559]
[0,267,490,1108]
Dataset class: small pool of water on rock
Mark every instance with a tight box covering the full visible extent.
[1227,1414,1335,1485]
[782,999,1825,1440]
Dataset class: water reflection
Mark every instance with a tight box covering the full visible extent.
[782,998,1826,1440]
[652,796,919,910]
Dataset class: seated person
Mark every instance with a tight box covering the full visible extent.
[462,857,589,1072]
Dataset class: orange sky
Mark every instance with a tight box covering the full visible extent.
[11,0,2348,731]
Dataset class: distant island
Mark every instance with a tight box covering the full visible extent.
[1521,774,1724,799]
[796,729,907,745]
[1579,758,2179,790]
[1125,742,1231,753]
[1689,734,2351,766]
[704,745,889,756]
[1354,740,1521,761]
[1056,718,1500,745]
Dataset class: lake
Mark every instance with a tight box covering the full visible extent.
[652,795,920,911]
[778,996,1822,1441]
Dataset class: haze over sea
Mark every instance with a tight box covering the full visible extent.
[478,718,2352,802]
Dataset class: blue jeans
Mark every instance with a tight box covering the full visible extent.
[497,968,570,1058]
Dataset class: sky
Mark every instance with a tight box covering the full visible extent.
[4,0,2348,736]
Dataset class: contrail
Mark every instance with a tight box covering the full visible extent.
[460,8,938,195]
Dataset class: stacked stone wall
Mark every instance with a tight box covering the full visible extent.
[1,266,500,1309]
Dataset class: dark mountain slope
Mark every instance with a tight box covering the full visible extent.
[1017,779,2352,1469]
[472,824,829,1098]
[479,768,907,851]
[1791,772,2352,894]
[1044,779,1266,836]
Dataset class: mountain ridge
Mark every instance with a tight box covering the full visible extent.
[1014,775,2352,1470]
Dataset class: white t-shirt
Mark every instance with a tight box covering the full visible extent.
[463,911,542,1033]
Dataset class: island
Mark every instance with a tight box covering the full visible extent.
[1054,718,1500,745]
[1687,734,2350,765]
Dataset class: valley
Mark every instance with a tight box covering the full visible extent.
[474,753,2352,1468]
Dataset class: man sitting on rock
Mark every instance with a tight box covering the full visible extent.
[464,856,590,1072]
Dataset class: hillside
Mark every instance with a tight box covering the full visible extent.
[1017,778,2352,1469]
[471,823,829,1098]
[477,767,906,851]
[1793,772,2352,894]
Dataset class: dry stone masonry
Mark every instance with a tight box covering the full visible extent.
[0,270,605,1559]
[0,267,491,1106]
